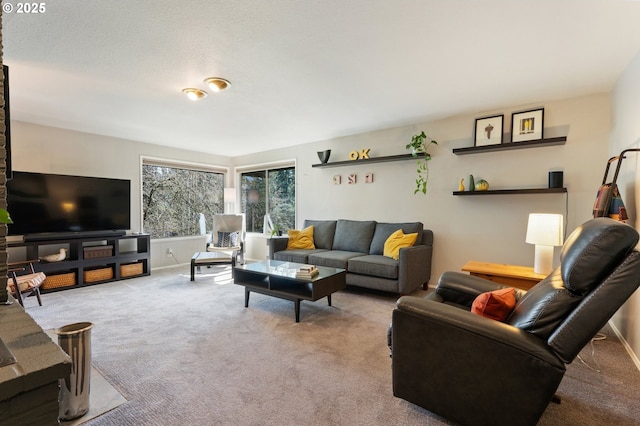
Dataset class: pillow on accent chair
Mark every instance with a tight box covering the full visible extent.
[287,226,315,250]
[216,231,240,248]
[471,287,516,322]
[383,229,418,260]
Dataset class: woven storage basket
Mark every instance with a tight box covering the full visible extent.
[120,262,143,277]
[42,272,76,290]
[84,267,114,283]
[83,245,114,259]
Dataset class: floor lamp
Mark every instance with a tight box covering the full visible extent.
[224,188,235,213]
[525,213,564,275]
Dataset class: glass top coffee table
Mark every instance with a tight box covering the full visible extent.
[233,260,346,322]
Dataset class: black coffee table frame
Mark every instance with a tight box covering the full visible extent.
[233,260,346,322]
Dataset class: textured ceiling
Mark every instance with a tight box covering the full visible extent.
[4,1,640,156]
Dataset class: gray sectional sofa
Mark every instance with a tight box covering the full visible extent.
[267,219,433,294]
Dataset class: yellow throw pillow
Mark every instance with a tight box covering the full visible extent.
[383,229,418,260]
[287,225,315,250]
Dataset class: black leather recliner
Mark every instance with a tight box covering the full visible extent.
[390,218,640,426]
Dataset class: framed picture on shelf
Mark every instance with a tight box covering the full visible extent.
[474,114,504,147]
[511,108,544,142]
[333,175,341,185]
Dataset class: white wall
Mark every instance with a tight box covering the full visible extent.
[235,93,609,285]
[610,49,640,366]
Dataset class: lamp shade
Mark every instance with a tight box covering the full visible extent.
[223,188,236,204]
[525,213,564,246]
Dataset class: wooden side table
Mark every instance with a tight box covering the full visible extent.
[461,260,547,291]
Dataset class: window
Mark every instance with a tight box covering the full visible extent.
[142,161,225,238]
[241,165,295,233]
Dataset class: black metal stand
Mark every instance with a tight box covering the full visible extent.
[594,148,640,218]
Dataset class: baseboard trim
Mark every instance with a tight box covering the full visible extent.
[152,263,189,271]
[608,319,640,372]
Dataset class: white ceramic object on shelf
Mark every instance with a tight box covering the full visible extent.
[41,248,67,262]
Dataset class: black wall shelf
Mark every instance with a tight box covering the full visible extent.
[312,153,427,168]
[452,137,566,155]
[453,188,567,196]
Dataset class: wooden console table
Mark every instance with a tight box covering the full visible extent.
[461,261,546,291]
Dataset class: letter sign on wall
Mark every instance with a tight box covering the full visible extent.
[349,148,371,160]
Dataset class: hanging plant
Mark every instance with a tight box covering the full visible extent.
[405,131,438,194]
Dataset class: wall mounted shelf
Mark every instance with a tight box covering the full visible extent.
[312,153,427,168]
[453,188,567,196]
[452,136,566,155]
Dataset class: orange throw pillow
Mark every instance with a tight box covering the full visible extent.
[471,287,516,322]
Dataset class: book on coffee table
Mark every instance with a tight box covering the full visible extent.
[296,264,318,278]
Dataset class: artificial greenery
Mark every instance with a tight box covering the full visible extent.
[0,208,12,224]
[406,131,438,194]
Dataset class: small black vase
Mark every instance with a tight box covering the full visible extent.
[317,150,331,163]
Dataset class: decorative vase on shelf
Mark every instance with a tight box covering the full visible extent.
[317,150,331,163]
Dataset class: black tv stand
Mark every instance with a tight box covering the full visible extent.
[8,233,150,292]
[23,230,127,242]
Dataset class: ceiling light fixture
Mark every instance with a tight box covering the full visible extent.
[182,88,208,101]
[204,77,231,92]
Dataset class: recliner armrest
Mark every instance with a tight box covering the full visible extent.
[394,295,558,361]
[435,271,513,308]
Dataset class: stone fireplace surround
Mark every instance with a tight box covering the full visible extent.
[0,296,71,424]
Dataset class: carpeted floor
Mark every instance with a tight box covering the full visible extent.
[25,264,640,425]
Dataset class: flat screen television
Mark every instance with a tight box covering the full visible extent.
[7,171,131,239]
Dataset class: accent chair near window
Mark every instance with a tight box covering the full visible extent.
[206,214,246,265]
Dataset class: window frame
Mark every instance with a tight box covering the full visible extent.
[140,155,230,239]
[234,159,297,235]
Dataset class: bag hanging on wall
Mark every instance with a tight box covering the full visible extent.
[592,147,640,222]
[593,182,627,222]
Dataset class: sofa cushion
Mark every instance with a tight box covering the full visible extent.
[348,255,398,279]
[370,222,424,255]
[308,250,365,269]
[332,219,376,253]
[274,249,327,264]
[287,226,315,250]
[383,229,418,260]
[303,220,337,250]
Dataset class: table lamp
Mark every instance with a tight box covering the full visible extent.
[525,213,564,275]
